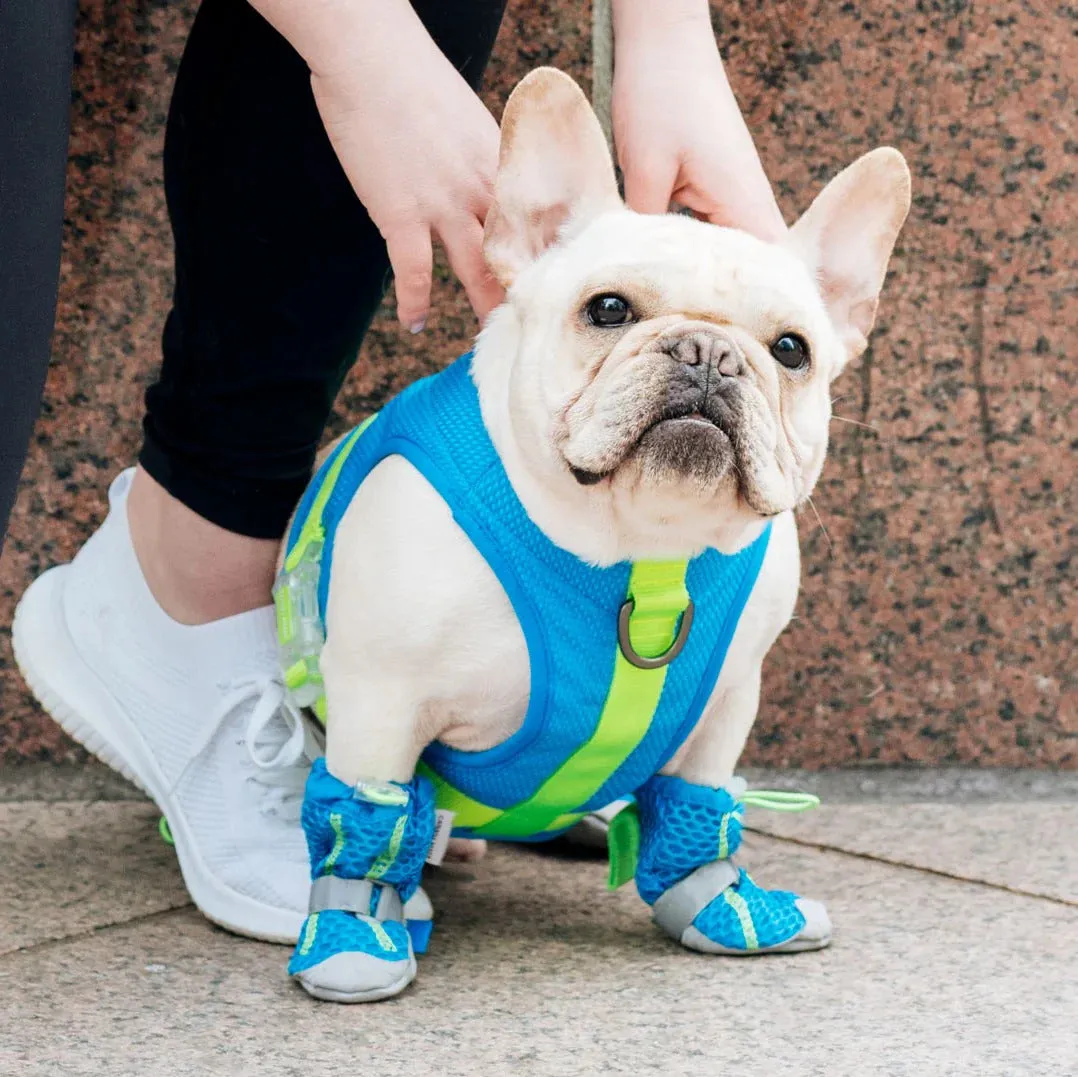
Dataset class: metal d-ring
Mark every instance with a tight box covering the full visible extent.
[617,598,695,669]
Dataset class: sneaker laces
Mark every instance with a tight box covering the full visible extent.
[241,679,323,823]
[160,677,322,846]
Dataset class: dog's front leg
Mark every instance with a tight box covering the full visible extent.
[631,670,833,956]
[287,651,437,1003]
[283,454,519,1002]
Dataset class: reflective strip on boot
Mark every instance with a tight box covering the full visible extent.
[652,859,740,942]
[308,876,404,922]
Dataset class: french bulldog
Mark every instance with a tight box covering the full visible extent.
[279,67,910,1002]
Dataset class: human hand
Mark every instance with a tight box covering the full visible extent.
[611,5,786,242]
[307,9,504,329]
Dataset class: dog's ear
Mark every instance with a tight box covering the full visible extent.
[484,68,622,288]
[787,147,911,372]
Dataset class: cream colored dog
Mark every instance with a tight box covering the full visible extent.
[285,68,910,1001]
[320,69,908,794]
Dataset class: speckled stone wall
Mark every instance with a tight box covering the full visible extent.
[0,1,1074,765]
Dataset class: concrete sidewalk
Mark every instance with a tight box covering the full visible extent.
[1,765,1075,1077]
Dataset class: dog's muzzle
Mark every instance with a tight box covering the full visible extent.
[646,325,749,435]
[653,325,747,382]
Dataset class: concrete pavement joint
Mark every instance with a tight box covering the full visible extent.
[748,826,1078,908]
[0,901,194,963]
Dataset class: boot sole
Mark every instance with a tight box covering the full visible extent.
[295,954,418,1004]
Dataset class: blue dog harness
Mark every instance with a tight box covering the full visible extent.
[277,354,771,841]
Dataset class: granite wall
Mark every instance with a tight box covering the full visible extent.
[0,0,1073,766]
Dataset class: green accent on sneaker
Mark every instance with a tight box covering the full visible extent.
[158,816,174,846]
[606,802,641,891]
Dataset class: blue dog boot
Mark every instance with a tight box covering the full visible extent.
[288,760,436,1002]
[290,903,415,1003]
[635,775,831,956]
[653,861,831,954]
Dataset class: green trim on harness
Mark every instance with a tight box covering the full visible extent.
[276,416,377,724]
[276,417,694,840]
[284,416,377,575]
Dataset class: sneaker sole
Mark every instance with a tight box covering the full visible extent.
[12,565,305,946]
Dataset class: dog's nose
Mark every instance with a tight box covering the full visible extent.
[657,328,745,379]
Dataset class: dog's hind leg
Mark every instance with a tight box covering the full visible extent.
[630,670,833,957]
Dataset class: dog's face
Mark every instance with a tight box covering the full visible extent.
[477,69,910,560]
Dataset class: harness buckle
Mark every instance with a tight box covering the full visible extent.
[617,597,695,669]
[274,538,326,708]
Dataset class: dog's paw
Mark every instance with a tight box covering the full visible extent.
[445,837,488,862]
[289,911,417,1003]
[655,865,832,956]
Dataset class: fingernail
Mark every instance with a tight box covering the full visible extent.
[409,319,426,335]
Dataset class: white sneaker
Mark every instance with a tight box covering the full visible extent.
[12,469,320,944]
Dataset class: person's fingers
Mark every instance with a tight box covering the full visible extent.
[385,226,434,332]
[441,216,505,322]
[622,156,678,215]
[676,170,787,243]
[702,196,786,243]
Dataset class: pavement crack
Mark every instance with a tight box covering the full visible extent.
[750,828,1076,909]
[0,901,194,961]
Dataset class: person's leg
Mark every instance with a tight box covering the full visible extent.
[0,0,76,547]
[131,0,509,625]
[14,0,508,943]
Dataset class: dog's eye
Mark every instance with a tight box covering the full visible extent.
[586,294,634,327]
[770,333,810,370]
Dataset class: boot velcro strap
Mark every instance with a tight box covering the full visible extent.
[652,859,739,941]
[308,876,404,922]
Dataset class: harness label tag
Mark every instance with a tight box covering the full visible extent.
[426,809,456,866]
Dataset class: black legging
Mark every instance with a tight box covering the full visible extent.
[0,0,77,547]
[0,0,508,546]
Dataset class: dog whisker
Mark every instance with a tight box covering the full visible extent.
[831,413,878,433]
[805,495,834,556]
